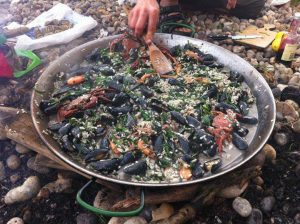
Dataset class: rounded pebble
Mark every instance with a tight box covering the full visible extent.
[260,196,276,213]
[292,120,300,133]
[27,157,51,174]
[15,144,30,154]
[6,155,21,170]
[247,208,263,224]
[263,144,276,160]
[252,176,264,186]
[295,164,300,178]
[22,210,32,223]
[124,217,147,224]
[0,161,5,181]
[274,133,288,146]
[294,213,300,224]
[10,174,20,184]
[7,217,24,224]
[217,182,249,199]
[232,197,252,217]
[76,213,97,224]
[271,88,281,98]
[108,217,130,224]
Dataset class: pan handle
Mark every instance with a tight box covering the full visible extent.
[76,179,145,217]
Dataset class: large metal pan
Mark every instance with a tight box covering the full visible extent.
[31,34,275,188]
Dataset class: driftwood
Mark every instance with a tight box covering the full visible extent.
[0,106,264,207]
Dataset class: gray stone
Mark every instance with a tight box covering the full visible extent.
[108,217,130,224]
[6,155,21,170]
[247,209,263,224]
[123,217,147,224]
[294,213,300,224]
[76,213,97,224]
[274,133,289,146]
[15,144,30,154]
[22,210,31,223]
[0,161,5,181]
[7,217,24,224]
[293,120,300,133]
[295,164,300,178]
[288,76,300,87]
[271,88,281,98]
[260,196,276,213]
[246,50,256,59]
[232,197,252,217]
[27,157,51,174]
[10,173,20,184]
[233,46,245,54]
[217,182,249,199]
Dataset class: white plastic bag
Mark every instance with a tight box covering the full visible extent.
[14,3,97,50]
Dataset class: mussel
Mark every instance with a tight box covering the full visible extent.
[215,102,239,113]
[108,106,131,116]
[170,111,187,125]
[153,134,164,154]
[95,127,106,136]
[237,115,258,125]
[48,121,64,131]
[91,158,121,172]
[71,127,81,138]
[168,78,182,86]
[192,161,205,178]
[178,135,191,154]
[232,132,248,150]
[229,71,244,82]
[123,160,147,175]
[126,114,136,129]
[193,128,215,145]
[58,123,72,136]
[204,158,222,173]
[239,101,249,116]
[98,66,115,76]
[234,125,249,137]
[61,135,74,152]
[186,115,202,128]
[140,86,154,98]
[107,80,123,92]
[202,85,218,99]
[39,101,58,115]
[112,92,129,106]
[120,151,141,166]
[84,148,108,162]
[203,143,217,157]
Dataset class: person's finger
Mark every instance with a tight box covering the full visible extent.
[128,10,138,29]
[145,7,159,44]
[135,11,148,36]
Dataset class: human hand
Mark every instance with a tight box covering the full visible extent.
[226,0,237,9]
[128,0,159,44]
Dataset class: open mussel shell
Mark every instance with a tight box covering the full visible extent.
[84,148,108,162]
[239,101,249,116]
[237,115,258,125]
[177,135,191,155]
[192,161,205,178]
[153,134,164,154]
[215,102,240,113]
[170,111,187,125]
[232,132,248,150]
[39,100,58,115]
[203,143,218,157]
[229,71,244,82]
[111,92,129,106]
[140,86,154,98]
[120,151,141,166]
[91,158,121,172]
[58,123,72,136]
[108,106,131,116]
[123,160,147,175]
[234,125,249,137]
[186,115,202,128]
[204,158,222,173]
[61,135,75,152]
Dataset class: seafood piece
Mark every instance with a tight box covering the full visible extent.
[52,86,72,97]
[61,135,74,152]
[84,148,108,162]
[203,54,214,61]
[215,102,239,113]
[71,127,81,138]
[58,123,72,136]
[109,140,121,155]
[91,158,121,172]
[39,101,58,115]
[153,134,164,154]
[204,158,222,173]
[208,63,223,69]
[193,128,215,145]
[150,99,169,113]
[74,143,89,154]
[237,115,258,125]
[112,93,129,106]
[202,85,218,99]
[67,75,85,85]
[107,80,123,92]
[232,132,248,150]
[203,143,218,157]
[126,114,136,129]
[177,135,191,155]
[120,151,141,166]
[168,78,182,86]
[186,116,202,128]
[170,111,187,125]
[98,66,115,76]
[192,161,205,178]
[123,160,147,175]
[108,106,131,116]
[181,154,192,163]
[95,127,106,136]
[48,121,64,131]
[234,125,249,137]
[140,86,154,98]
[138,74,152,84]
[203,60,214,66]
[185,50,203,61]
[179,163,192,180]
[239,101,249,116]
[136,97,148,109]
[137,140,156,159]
[229,71,244,82]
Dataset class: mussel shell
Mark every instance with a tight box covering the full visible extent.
[208,63,223,69]
[39,101,58,115]
[202,85,218,99]
[99,113,115,125]
[192,162,205,178]
[91,158,121,172]
[74,143,89,154]
[232,132,248,150]
[120,151,141,166]
[107,80,123,92]
[239,101,249,116]
[203,143,217,157]
[204,158,222,173]
[140,86,154,98]
[168,78,182,86]
[153,134,164,154]
[229,71,244,82]
[123,160,147,175]
[182,154,192,163]
[97,137,110,151]
[170,111,187,125]
[112,92,129,106]
[237,115,258,125]
[108,106,131,116]
[193,128,215,145]
[234,125,249,137]
[203,60,214,65]
[147,76,160,87]
[178,135,191,154]
[84,148,108,162]
[48,121,64,131]
[126,114,136,129]
[61,135,74,152]
[136,97,148,109]
[99,66,115,76]
[186,115,202,128]
[215,102,240,113]
[95,127,106,136]
[71,127,81,138]
[203,54,214,61]
[58,123,72,136]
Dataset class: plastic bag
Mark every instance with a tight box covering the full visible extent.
[14,3,97,50]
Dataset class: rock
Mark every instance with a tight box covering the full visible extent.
[247,209,263,224]
[4,176,40,204]
[7,217,24,224]
[139,206,154,223]
[76,213,97,224]
[108,217,130,224]
[295,164,300,178]
[232,197,252,217]
[260,196,276,213]
[288,75,300,87]
[152,203,174,222]
[250,58,259,67]
[285,99,299,110]
[15,144,30,154]
[10,173,20,184]
[281,86,300,105]
[263,144,276,160]
[277,84,288,91]
[6,155,21,170]
[27,157,50,174]
[0,161,5,181]
[217,182,249,199]
[22,210,32,223]
[276,101,299,121]
[233,46,245,53]
[292,120,300,133]
[272,88,281,98]
[246,50,256,59]
[123,217,147,224]
[252,176,264,186]
[294,213,300,224]
[274,132,288,146]
[0,127,7,140]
